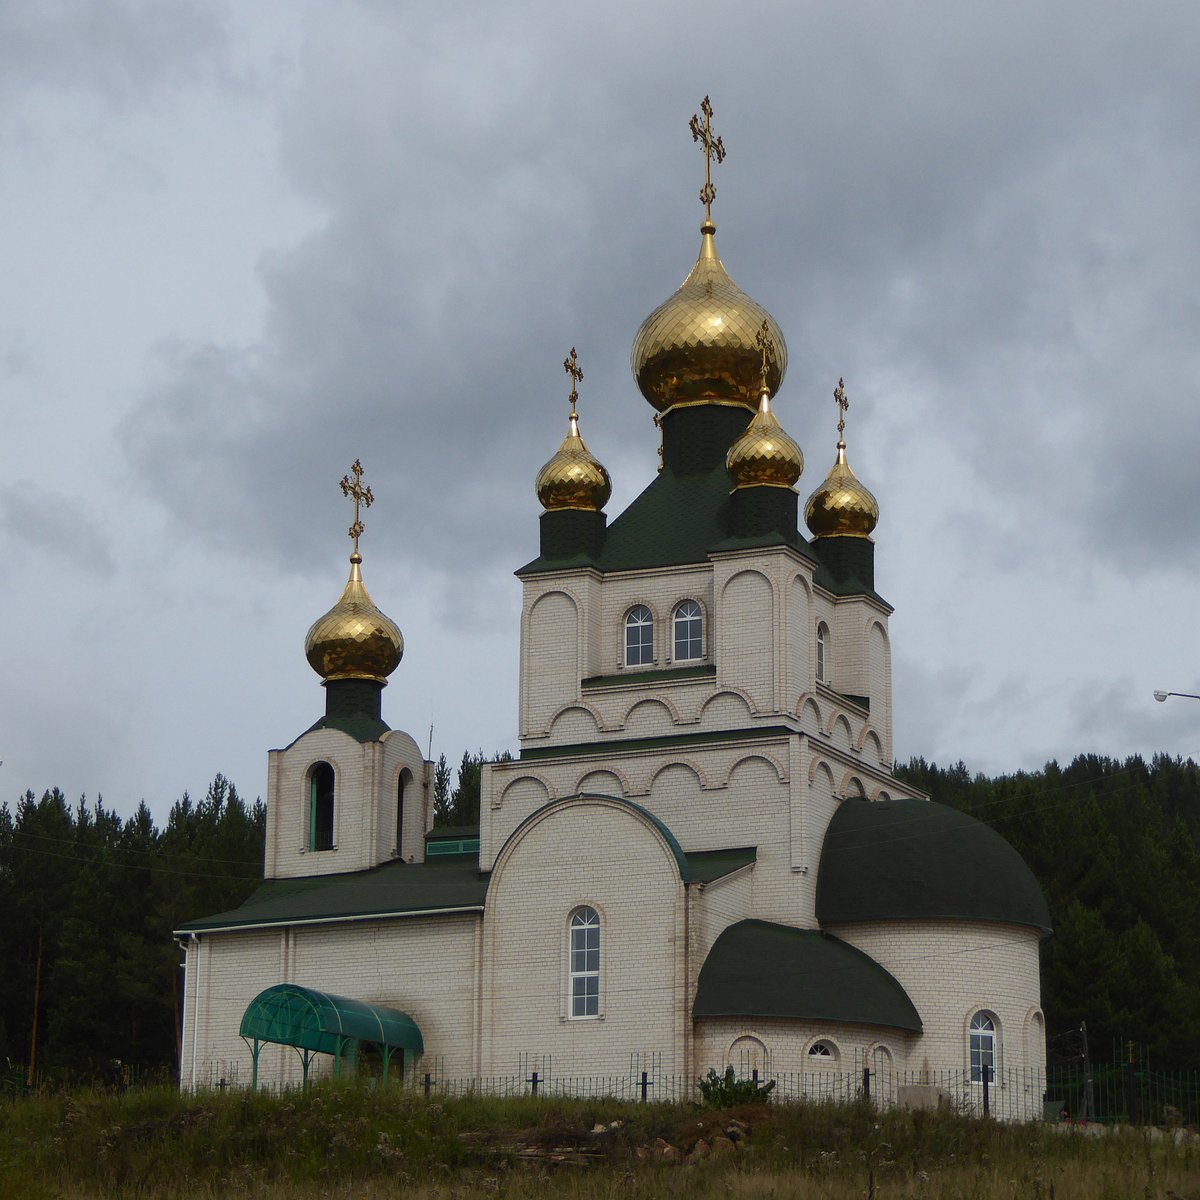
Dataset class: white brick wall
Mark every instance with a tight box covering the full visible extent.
[180,912,480,1091]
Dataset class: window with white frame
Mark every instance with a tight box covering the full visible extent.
[970,1012,997,1082]
[808,1040,838,1063]
[816,622,830,684]
[673,600,703,662]
[308,762,335,852]
[625,606,654,667]
[569,906,600,1017]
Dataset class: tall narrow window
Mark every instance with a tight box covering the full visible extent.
[673,600,703,662]
[569,906,600,1018]
[625,606,653,667]
[309,762,335,852]
[395,770,407,858]
[970,1012,997,1082]
[816,623,829,684]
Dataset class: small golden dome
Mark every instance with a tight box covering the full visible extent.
[805,378,879,539]
[305,553,404,683]
[804,444,879,538]
[535,410,612,511]
[727,387,804,489]
[631,220,787,413]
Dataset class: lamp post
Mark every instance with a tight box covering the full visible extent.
[1153,691,1200,703]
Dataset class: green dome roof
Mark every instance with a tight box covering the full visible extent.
[816,798,1051,935]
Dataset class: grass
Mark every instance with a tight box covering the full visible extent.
[2,1084,1199,1199]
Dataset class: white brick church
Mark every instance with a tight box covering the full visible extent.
[176,111,1050,1112]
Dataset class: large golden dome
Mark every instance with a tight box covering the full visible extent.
[631,219,787,413]
[305,553,404,683]
[535,410,611,511]
[727,387,804,489]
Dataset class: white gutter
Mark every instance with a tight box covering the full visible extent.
[173,904,484,938]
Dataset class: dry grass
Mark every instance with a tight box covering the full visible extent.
[2,1084,1199,1199]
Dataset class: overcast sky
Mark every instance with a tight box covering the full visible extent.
[2,0,1198,821]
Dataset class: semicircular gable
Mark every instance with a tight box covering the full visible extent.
[575,768,627,796]
[722,753,787,789]
[808,758,836,788]
[859,728,884,765]
[622,697,678,736]
[549,704,602,740]
[797,695,822,728]
[649,760,707,794]
[498,774,552,809]
[701,689,755,724]
[489,794,690,889]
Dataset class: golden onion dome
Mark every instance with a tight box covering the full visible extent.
[727,386,804,489]
[631,219,787,413]
[305,552,404,683]
[535,409,612,512]
[804,444,879,538]
[805,378,879,538]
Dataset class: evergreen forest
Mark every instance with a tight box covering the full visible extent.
[1,752,1197,1084]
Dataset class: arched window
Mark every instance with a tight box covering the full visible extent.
[625,606,653,667]
[808,1040,838,1063]
[569,906,600,1018]
[309,762,335,852]
[673,600,703,662]
[970,1012,997,1082]
[816,622,830,684]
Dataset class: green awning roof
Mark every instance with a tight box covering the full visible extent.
[694,919,922,1032]
[240,984,423,1055]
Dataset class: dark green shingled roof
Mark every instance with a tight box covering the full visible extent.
[292,711,390,746]
[684,846,756,884]
[175,858,488,933]
[694,919,922,1032]
[816,798,1052,935]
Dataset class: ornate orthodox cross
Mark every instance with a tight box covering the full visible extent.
[340,459,374,552]
[689,95,726,219]
[755,320,776,393]
[563,346,583,414]
[834,377,849,442]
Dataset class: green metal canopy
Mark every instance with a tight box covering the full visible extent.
[241,984,423,1054]
[240,984,422,1085]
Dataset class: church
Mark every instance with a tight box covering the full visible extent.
[176,102,1051,1116]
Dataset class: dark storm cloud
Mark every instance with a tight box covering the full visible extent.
[0,486,114,576]
[0,1,229,109]
[120,2,1200,621]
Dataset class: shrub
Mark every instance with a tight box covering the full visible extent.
[697,1065,776,1107]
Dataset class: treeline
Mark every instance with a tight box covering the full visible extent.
[0,776,263,1083]
[896,753,1200,1070]
[4,752,1199,1082]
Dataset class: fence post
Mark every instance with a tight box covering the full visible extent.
[423,1071,432,1098]
[862,1066,870,1101]
[530,1070,539,1097]
[640,1070,650,1102]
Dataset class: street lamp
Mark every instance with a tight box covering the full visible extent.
[1154,691,1200,703]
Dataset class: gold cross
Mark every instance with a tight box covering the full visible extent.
[754,320,776,392]
[339,459,374,552]
[563,347,583,414]
[834,378,849,441]
[689,95,726,219]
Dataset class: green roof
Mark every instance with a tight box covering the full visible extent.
[176,858,488,933]
[685,846,756,884]
[241,983,423,1054]
[816,798,1052,934]
[694,919,922,1032]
